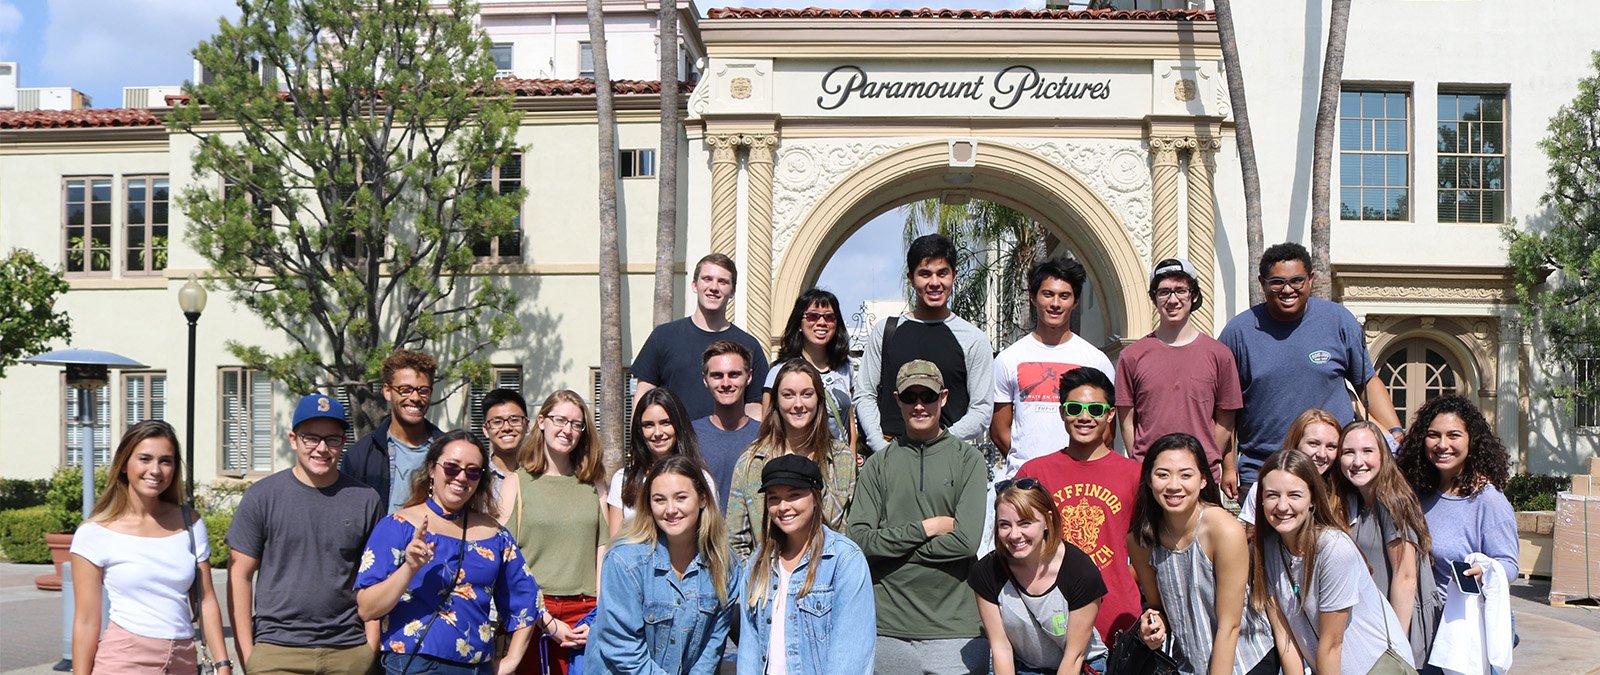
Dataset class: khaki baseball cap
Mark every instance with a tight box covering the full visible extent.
[895,359,944,394]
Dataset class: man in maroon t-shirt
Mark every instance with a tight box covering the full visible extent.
[1016,366,1141,641]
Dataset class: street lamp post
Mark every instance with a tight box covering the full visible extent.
[178,275,208,506]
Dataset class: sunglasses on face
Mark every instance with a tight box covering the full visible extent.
[438,461,482,482]
[1061,401,1111,418]
[802,311,838,324]
[897,388,940,405]
[995,477,1043,494]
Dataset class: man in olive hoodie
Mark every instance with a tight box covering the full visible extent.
[846,360,989,674]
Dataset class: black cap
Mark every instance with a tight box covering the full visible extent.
[759,454,824,492]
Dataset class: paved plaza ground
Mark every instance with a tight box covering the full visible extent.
[2,561,1596,674]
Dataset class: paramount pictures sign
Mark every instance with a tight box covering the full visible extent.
[777,61,1152,118]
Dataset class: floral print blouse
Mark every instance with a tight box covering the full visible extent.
[354,514,541,665]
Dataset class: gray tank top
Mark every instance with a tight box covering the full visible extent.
[1150,507,1276,675]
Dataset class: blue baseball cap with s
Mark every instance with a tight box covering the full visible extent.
[292,393,349,430]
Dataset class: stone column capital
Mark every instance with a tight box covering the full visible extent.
[708,133,743,163]
[743,134,779,164]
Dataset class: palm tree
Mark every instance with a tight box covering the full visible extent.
[588,0,625,474]
[1309,0,1352,299]
[651,0,681,326]
[902,199,1049,347]
[1213,0,1265,306]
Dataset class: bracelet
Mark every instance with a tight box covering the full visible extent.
[1389,427,1405,435]
[213,661,234,669]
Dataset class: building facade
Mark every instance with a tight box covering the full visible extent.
[1,0,1595,481]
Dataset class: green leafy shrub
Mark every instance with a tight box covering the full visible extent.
[0,505,70,563]
[0,478,50,511]
[203,511,232,568]
[1505,473,1571,512]
[46,466,110,529]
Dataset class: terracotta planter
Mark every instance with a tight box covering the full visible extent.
[34,532,73,591]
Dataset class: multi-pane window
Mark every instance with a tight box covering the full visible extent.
[222,173,274,229]
[1578,357,1600,429]
[64,177,113,274]
[1380,341,1462,428]
[471,155,524,261]
[220,368,274,474]
[63,381,112,468]
[124,372,167,431]
[620,149,658,179]
[1437,92,1507,224]
[579,43,595,79]
[591,366,638,455]
[125,177,169,273]
[466,366,524,445]
[1339,90,1411,222]
[490,43,514,74]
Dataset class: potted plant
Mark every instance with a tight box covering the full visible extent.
[34,466,106,591]
[1506,473,1570,579]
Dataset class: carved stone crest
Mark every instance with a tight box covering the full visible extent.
[1174,79,1198,102]
[730,77,752,100]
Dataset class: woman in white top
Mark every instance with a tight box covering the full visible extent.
[70,420,231,675]
[1238,408,1342,536]
[606,387,716,535]
[1252,450,1415,675]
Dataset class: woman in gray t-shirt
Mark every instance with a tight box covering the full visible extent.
[1252,450,1415,675]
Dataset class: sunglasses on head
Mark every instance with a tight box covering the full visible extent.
[438,461,482,481]
[995,477,1042,494]
[1061,401,1111,418]
[897,388,940,405]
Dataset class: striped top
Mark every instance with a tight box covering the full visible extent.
[1150,507,1276,675]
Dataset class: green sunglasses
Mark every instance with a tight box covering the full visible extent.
[1061,401,1111,418]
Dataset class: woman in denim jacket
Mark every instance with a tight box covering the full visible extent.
[586,455,739,674]
[737,455,875,674]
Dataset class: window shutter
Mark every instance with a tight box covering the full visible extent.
[151,375,167,421]
[64,382,112,467]
[221,369,245,472]
[249,371,274,472]
[125,375,145,425]
[590,366,636,457]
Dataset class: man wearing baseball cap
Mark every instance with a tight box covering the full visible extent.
[1114,257,1245,496]
[226,394,383,674]
[847,360,989,674]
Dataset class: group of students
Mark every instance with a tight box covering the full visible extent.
[64,238,1519,675]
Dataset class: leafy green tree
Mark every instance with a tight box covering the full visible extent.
[0,248,72,378]
[169,0,523,433]
[1506,50,1600,403]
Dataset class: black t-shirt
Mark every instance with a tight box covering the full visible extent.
[968,542,1109,669]
[968,542,1107,609]
[631,317,770,420]
[876,318,968,437]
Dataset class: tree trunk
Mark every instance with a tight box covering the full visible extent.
[651,0,681,327]
[588,0,626,477]
[1213,0,1265,307]
[1309,0,1352,299]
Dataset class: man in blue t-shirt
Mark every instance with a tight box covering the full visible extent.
[632,253,770,421]
[693,339,761,512]
[1218,242,1404,495]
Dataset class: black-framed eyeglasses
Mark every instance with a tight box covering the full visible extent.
[1061,401,1111,418]
[295,433,346,450]
[543,414,586,431]
[996,477,1043,494]
[1265,275,1309,291]
[388,384,433,399]
[1154,287,1192,300]
[438,461,482,481]
[484,415,528,430]
[897,388,940,405]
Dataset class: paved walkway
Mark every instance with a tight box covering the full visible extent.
[3,562,1597,673]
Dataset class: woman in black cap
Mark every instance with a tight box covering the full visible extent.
[736,455,875,674]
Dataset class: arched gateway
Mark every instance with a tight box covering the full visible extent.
[685,8,1232,350]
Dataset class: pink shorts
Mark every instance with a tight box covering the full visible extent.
[93,621,198,673]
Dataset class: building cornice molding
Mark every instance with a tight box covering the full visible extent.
[1333,264,1517,304]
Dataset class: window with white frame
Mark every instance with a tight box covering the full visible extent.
[124,176,170,274]
[1437,91,1507,224]
[471,154,524,261]
[466,366,524,445]
[64,177,114,275]
[579,42,594,80]
[123,372,167,432]
[490,43,514,75]
[220,367,275,474]
[1339,89,1411,222]
[620,149,657,179]
[63,381,112,468]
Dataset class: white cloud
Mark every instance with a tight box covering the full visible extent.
[40,0,238,107]
[0,1,23,57]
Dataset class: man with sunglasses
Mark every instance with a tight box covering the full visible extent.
[847,360,990,674]
[342,349,445,513]
[1218,242,1404,497]
[1015,366,1140,642]
[227,394,383,674]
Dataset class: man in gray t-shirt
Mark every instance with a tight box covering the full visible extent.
[228,394,383,673]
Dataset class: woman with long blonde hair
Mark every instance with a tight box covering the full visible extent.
[1238,408,1343,533]
[736,455,873,674]
[726,359,857,559]
[587,455,738,674]
[70,420,232,674]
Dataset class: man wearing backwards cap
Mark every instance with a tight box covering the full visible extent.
[1114,257,1245,496]
[847,360,989,674]
[226,394,383,674]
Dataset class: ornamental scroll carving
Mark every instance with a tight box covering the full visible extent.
[1015,139,1155,263]
[1340,284,1514,302]
[770,139,914,268]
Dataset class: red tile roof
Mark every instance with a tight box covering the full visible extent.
[706,7,1214,20]
[0,108,162,130]
[495,78,694,96]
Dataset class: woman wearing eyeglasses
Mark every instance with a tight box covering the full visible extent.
[356,430,543,674]
[727,359,857,560]
[969,476,1106,675]
[763,289,856,450]
[506,391,609,675]
[1127,433,1279,675]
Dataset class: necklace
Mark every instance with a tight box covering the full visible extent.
[425,496,463,522]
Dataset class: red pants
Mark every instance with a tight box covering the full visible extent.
[517,594,596,675]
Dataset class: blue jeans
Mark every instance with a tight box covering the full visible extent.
[380,651,491,674]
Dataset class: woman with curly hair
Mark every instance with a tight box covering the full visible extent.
[1394,394,1518,602]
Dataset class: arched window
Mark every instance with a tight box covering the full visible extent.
[1380,339,1465,428]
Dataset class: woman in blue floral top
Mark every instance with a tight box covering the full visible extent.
[356,430,544,674]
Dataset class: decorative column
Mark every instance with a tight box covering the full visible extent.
[742,133,779,343]
[707,134,742,264]
[1185,137,1221,333]
[1149,137,1184,266]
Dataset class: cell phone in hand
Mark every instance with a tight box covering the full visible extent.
[1451,560,1482,595]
